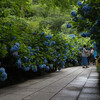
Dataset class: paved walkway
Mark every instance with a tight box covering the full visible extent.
[0,65,100,100]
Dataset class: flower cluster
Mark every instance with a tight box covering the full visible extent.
[32,66,37,72]
[81,32,90,37]
[16,58,21,68]
[41,32,45,36]
[70,1,97,42]
[71,11,77,17]
[0,67,7,81]
[82,4,92,13]
[77,1,83,6]
[67,24,72,28]
[45,34,52,40]
[23,65,31,71]
[10,42,19,52]
[51,41,55,45]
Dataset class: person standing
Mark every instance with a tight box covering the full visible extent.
[90,47,95,65]
[81,45,88,68]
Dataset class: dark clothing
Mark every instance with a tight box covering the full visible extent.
[90,54,95,63]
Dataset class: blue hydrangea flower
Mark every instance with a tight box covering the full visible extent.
[53,58,57,62]
[12,36,16,40]
[73,17,78,22]
[43,64,46,68]
[44,59,48,64]
[86,32,90,37]
[0,67,5,73]
[67,24,72,28]
[87,6,92,11]
[39,65,44,69]
[32,66,37,72]
[50,64,53,68]
[45,66,49,71]
[17,55,20,59]
[71,11,77,17]
[45,35,49,39]
[28,46,32,51]
[9,23,12,26]
[82,7,88,12]
[77,1,83,6]
[82,4,92,12]
[41,32,45,36]
[81,32,86,37]
[57,54,60,57]
[65,49,67,53]
[44,41,49,46]
[51,41,55,45]
[66,47,69,50]
[48,43,51,46]
[1,72,7,78]
[79,47,82,50]
[65,43,68,46]
[72,34,75,39]
[0,73,7,81]
[64,56,67,60]
[36,46,39,51]
[53,50,56,54]
[15,43,19,47]
[23,66,30,71]
[10,42,19,52]
[10,45,19,52]
[16,58,21,68]
[30,52,34,56]
[4,47,7,50]
[80,17,85,20]
[48,34,52,40]
[0,68,7,81]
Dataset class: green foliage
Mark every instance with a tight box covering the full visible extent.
[70,0,100,52]
[0,0,93,84]
[41,16,67,32]
[38,0,78,10]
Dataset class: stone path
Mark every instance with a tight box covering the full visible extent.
[0,65,100,100]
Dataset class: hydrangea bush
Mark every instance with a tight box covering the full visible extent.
[0,15,91,83]
[71,0,100,51]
